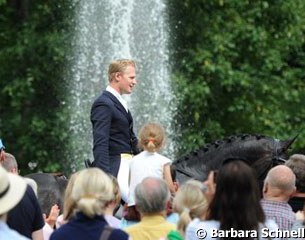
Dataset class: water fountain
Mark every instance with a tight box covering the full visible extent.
[65,0,176,170]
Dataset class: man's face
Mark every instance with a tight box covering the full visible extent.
[117,65,137,95]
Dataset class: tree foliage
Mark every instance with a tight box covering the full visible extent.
[1,1,305,174]
[168,0,305,155]
[0,0,74,174]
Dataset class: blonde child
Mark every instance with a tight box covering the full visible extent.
[125,123,176,221]
[173,180,208,237]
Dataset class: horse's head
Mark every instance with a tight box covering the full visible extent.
[173,134,298,185]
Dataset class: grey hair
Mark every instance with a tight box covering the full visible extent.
[285,154,305,192]
[135,177,170,214]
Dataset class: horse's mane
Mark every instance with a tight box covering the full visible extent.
[173,133,295,184]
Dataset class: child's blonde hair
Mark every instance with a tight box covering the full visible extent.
[138,123,165,152]
[173,180,208,236]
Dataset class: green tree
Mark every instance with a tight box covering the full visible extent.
[0,1,74,174]
[168,0,305,155]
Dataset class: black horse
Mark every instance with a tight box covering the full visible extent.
[25,133,297,215]
[173,133,297,185]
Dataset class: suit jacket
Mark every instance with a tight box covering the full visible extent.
[91,90,139,176]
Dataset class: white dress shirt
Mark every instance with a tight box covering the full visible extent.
[106,86,128,112]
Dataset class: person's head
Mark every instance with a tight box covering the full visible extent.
[108,59,137,95]
[285,154,305,193]
[71,168,114,218]
[138,122,166,152]
[0,152,18,174]
[63,172,79,221]
[0,165,27,220]
[135,177,170,216]
[263,165,296,201]
[173,180,208,235]
[208,160,265,231]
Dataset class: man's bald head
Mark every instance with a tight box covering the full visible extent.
[263,165,296,201]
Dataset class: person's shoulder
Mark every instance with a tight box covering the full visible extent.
[130,151,146,163]
[50,223,75,240]
[155,152,172,163]
[124,222,141,233]
[96,92,112,102]
[91,92,115,111]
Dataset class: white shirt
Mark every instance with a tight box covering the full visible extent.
[106,86,128,112]
[128,151,172,206]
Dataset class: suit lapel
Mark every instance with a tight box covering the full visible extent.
[104,91,131,120]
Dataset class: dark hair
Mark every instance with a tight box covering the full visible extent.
[207,160,265,239]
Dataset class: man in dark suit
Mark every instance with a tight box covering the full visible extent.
[91,59,139,202]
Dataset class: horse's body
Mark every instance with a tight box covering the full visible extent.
[173,134,296,185]
[25,172,68,215]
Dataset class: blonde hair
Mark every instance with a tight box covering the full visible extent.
[173,180,208,235]
[63,172,79,221]
[138,123,165,152]
[72,168,114,218]
[108,59,136,82]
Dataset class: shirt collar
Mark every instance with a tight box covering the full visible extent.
[106,86,121,99]
[106,86,128,112]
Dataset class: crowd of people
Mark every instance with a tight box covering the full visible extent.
[2,143,305,240]
[2,59,305,240]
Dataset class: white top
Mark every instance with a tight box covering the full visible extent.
[106,86,128,112]
[185,218,280,240]
[128,151,172,206]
